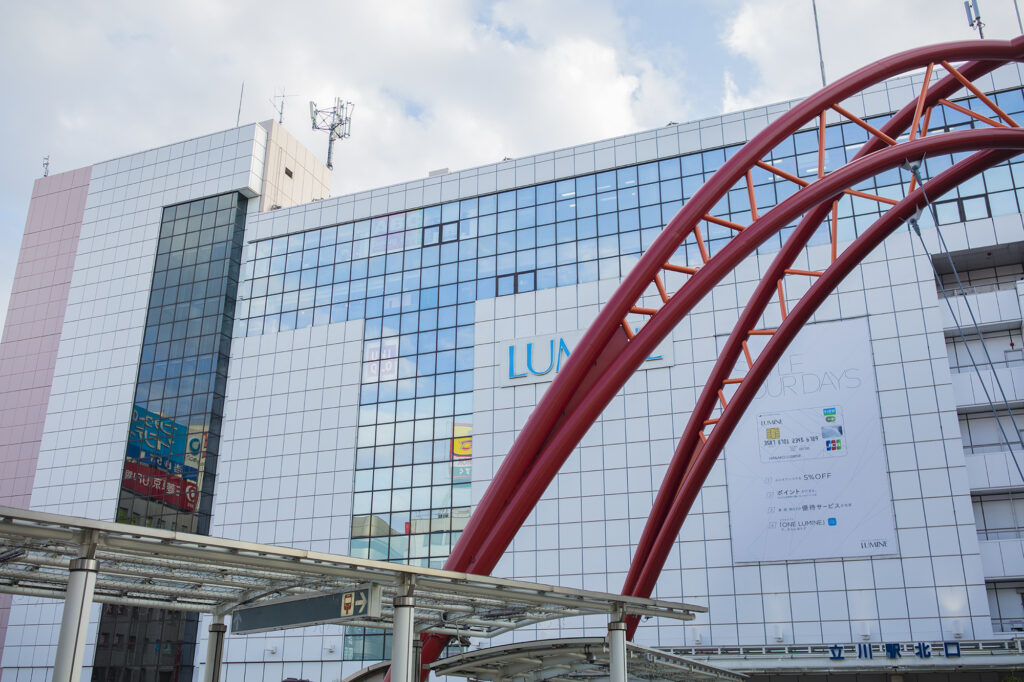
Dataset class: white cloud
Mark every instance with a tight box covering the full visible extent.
[0,0,697,333]
[722,70,756,114]
[720,0,1024,112]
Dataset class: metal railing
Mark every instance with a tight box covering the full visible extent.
[938,280,1022,299]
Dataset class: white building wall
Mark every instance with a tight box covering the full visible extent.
[1,124,270,682]
[197,317,364,682]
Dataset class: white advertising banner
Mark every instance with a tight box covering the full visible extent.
[725,317,897,563]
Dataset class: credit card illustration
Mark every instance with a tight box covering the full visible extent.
[758,405,847,462]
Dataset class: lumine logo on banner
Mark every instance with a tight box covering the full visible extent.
[497,330,673,387]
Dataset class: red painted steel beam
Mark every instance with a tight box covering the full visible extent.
[623,145,1008,633]
[443,37,1024,579]
[624,146,1023,631]
[623,54,1024,624]
[863,59,1016,155]
[622,201,837,599]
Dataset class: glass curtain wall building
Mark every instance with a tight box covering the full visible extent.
[1,65,1024,681]
[91,193,248,679]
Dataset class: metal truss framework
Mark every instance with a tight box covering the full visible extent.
[412,35,1024,672]
[0,506,703,638]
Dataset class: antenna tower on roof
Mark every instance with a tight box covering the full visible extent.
[310,97,355,170]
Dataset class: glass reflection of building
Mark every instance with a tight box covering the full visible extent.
[92,193,247,681]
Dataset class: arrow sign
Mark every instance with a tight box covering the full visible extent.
[341,587,373,617]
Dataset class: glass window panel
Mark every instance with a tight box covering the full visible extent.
[658,157,681,180]
[477,277,496,298]
[556,199,576,221]
[536,202,555,225]
[537,245,557,269]
[537,182,555,204]
[537,267,557,290]
[617,166,637,187]
[989,189,1018,216]
[498,191,516,212]
[597,213,617,236]
[962,196,990,220]
[576,195,597,217]
[578,238,597,261]
[422,206,441,227]
[556,178,576,199]
[578,260,598,283]
[599,257,619,280]
[596,171,616,192]
[459,198,479,220]
[478,214,497,236]
[517,271,535,292]
[497,252,516,275]
[638,162,659,185]
[516,207,536,228]
[639,183,660,206]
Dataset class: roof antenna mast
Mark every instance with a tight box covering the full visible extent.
[270,89,295,125]
[310,98,355,171]
[236,82,245,127]
[811,0,827,87]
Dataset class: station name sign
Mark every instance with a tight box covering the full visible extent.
[826,641,962,661]
[496,330,673,388]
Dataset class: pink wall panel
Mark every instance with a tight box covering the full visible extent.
[0,165,91,669]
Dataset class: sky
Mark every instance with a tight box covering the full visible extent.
[1,0,1023,335]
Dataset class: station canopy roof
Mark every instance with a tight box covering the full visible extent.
[428,637,745,682]
[0,506,705,639]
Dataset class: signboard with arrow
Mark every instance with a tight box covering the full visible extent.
[231,584,381,634]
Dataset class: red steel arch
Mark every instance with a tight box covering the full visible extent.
[620,146,1022,636]
[410,37,1024,675]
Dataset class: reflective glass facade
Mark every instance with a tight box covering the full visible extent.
[235,87,1024,343]
[92,193,247,681]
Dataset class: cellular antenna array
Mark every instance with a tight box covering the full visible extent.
[310,98,355,170]
[965,0,985,38]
